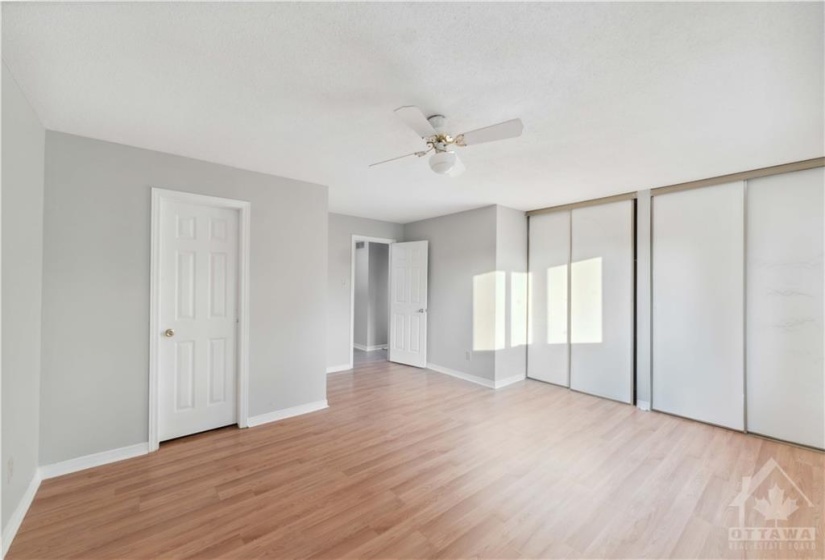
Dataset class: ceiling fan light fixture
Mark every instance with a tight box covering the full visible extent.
[370,106,524,175]
[429,150,456,175]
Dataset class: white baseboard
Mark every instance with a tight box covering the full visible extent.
[426,364,526,390]
[353,344,387,352]
[326,363,352,374]
[427,363,496,389]
[495,373,527,389]
[2,471,41,556]
[39,442,150,480]
[637,400,651,411]
[247,400,329,428]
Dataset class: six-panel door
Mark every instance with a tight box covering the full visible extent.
[158,199,239,441]
[389,241,429,368]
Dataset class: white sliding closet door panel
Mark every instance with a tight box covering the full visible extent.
[747,168,824,448]
[652,181,745,430]
[528,211,570,385]
[570,200,634,403]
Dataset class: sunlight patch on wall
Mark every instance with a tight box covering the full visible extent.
[571,257,603,344]
[473,271,505,351]
[510,272,528,347]
[526,272,534,345]
[547,264,568,344]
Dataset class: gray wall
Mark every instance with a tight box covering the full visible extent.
[40,132,328,465]
[327,214,402,369]
[1,64,45,533]
[404,206,498,380]
[368,243,389,347]
[494,206,528,381]
[353,244,369,347]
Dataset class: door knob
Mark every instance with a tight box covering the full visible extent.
[417,308,426,313]
[164,328,175,338]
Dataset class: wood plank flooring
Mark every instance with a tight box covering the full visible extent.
[353,348,387,365]
[8,359,824,559]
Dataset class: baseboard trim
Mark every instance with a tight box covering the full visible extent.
[247,400,329,428]
[326,363,352,374]
[427,363,496,389]
[2,471,41,556]
[39,442,150,480]
[637,400,651,411]
[353,344,387,352]
[426,364,527,390]
[495,373,527,389]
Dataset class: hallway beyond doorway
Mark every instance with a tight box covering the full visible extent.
[353,348,387,365]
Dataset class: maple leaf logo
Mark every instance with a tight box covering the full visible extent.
[753,484,799,526]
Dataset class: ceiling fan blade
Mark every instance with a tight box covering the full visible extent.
[394,106,437,139]
[368,149,429,168]
[457,118,524,146]
[447,154,465,177]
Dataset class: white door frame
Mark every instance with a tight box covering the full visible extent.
[149,188,251,451]
[350,235,395,369]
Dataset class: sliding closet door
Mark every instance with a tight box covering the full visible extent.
[527,211,570,385]
[569,200,634,403]
[652,182,745,430]
[747,168,824,448]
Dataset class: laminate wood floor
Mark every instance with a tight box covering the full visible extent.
[353,349,387,365]
[8,360,824,559]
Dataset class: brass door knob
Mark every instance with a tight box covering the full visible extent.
[164,329,175,338]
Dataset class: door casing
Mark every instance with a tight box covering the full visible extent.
[149,188,251,451]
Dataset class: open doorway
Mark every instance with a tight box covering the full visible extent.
[351,236,393,367]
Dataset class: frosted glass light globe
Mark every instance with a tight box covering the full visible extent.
[429,151,456,175]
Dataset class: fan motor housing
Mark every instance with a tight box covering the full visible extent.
[427,114,447,133]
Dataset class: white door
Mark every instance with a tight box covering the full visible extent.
[158,199,239,441]
[652,182,745,430]
[527,211,571,385]
[389,241,428,367]
[746,168,824,448]
[569,200,634,403]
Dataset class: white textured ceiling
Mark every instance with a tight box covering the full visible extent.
[3,2,823,223]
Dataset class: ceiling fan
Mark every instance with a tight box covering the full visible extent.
[370,106,524,177]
